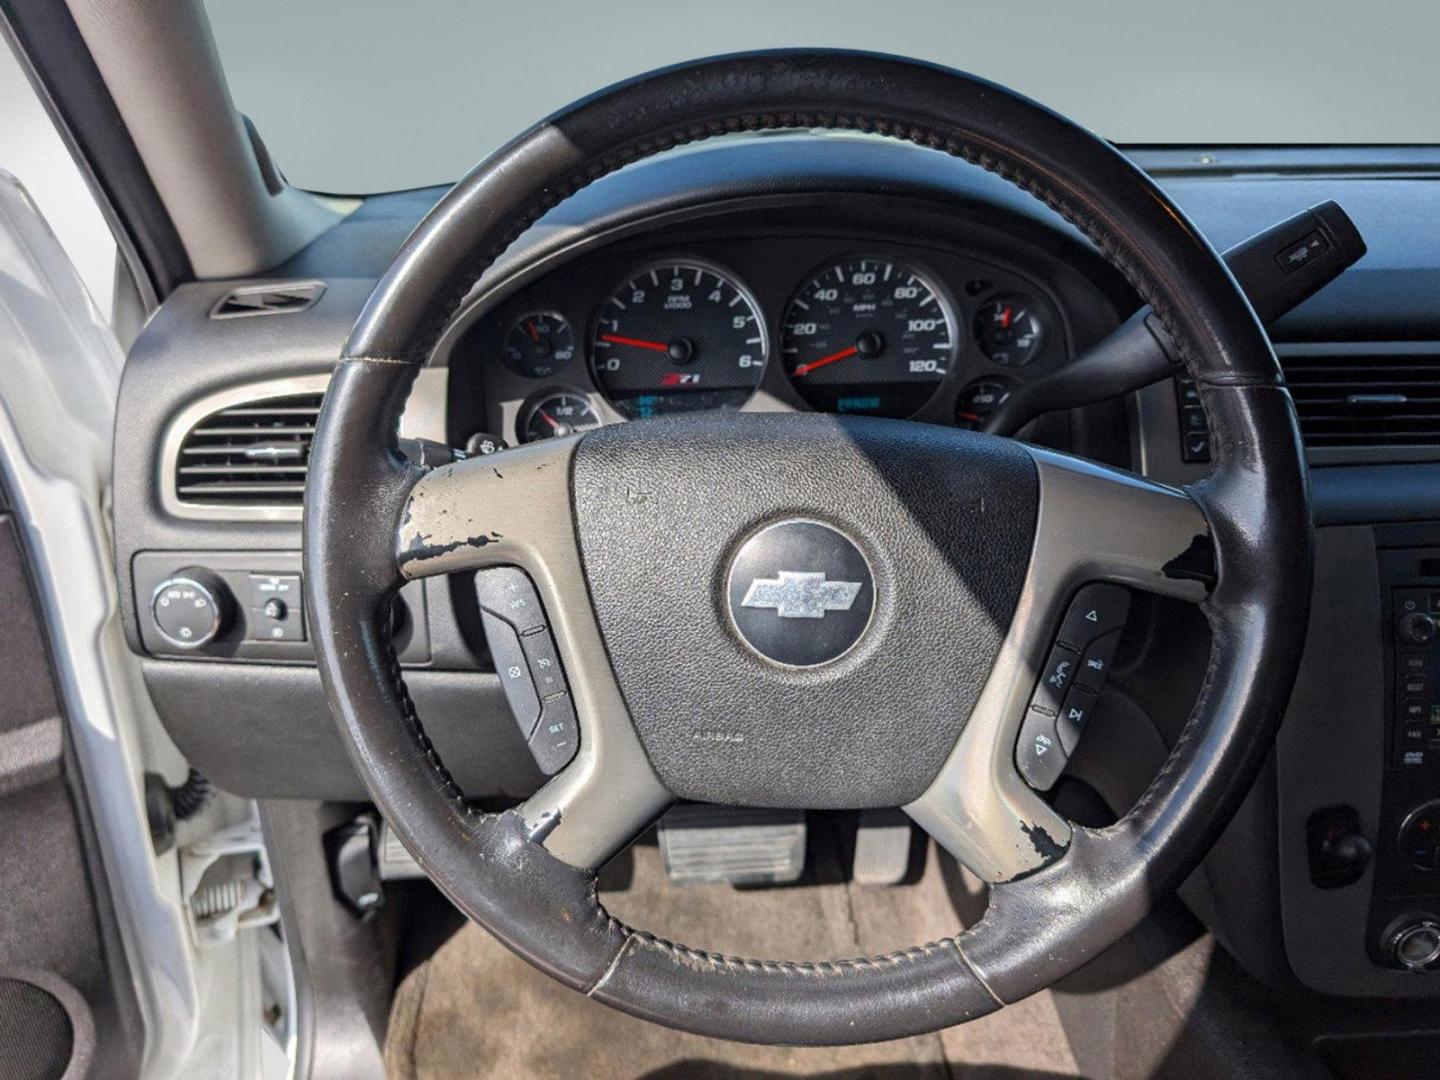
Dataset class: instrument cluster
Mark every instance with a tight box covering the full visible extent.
[445,229,1077,452]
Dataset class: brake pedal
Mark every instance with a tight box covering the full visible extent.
[657,804,806,885]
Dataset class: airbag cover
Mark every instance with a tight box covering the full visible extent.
[571,412,1037,807]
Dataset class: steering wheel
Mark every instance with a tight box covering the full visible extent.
[304,51,1311,1044]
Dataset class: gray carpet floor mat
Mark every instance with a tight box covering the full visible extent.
[385,840,1084,1079]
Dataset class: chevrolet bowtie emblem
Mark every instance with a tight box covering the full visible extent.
[741,571,862,620]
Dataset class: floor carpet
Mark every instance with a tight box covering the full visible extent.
[385,838,1085,1079]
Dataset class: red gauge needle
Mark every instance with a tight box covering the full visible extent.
[538,409,561,431]
[999,307,1014,329]
[794,344,859,377]
[599,333,669,353]
[527,320,540,342]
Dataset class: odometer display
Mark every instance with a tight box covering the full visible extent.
[782,258,956,418]
[591,261,767,418]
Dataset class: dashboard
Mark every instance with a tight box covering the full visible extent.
[109,132,1440,1007]
[437,195,1128,456]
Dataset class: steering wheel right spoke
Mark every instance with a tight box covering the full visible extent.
[907,447,1213,883]
[396,438,672,870]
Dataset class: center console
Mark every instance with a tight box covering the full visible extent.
[1369,547,1440,971]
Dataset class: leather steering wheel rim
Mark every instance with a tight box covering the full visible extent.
[304,50,1313,1044]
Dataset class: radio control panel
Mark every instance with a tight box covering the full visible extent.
[1369,548,1440,970]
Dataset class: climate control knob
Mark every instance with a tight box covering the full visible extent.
[151,568,232,649]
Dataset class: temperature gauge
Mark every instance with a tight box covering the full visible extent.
[519,389,602,443]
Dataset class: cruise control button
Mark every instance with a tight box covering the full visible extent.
[481,610,542,738]
[529,694,579,775]
[1032,644,1080,716]
[1057,584,1131,650]
[475,567,546,634]
[1016,707,1066,791]
[521,630,567,697]
[1057,685,1099,755]
[1075,629,1122,691]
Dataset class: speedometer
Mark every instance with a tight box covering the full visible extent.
[591,261,767,418]
[782,257,956,418]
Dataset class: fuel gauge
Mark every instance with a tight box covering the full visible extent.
[519,389,602,443]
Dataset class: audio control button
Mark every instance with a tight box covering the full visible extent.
[1016,707,1066,791]
[1056,584,1130,650]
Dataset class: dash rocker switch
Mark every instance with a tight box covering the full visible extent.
[475,567,580,776]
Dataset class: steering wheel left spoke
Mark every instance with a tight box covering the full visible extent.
[907,448,1213,883]
[396,438,672,870]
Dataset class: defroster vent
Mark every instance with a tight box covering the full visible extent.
[174,391,324,507]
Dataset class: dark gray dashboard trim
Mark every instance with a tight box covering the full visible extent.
[1274,526,1431,996]
[142,660,544,802]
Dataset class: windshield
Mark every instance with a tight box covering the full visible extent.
[207,0,1440,195]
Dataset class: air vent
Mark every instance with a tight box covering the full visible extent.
[210,281,324,319]
[1281,347,1440,449]
[174,392,323,506]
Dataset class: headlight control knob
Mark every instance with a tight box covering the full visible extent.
[151,568,232,649]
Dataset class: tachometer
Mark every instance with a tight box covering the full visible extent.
[782,257,956,418]
[591,261,767,417]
